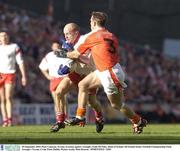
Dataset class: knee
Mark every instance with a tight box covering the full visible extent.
[111,102,122,110]
[0,98,5,103]
[87,99,95,108]
[87,103,92,108]
[55,88,64,98]
[5,96,11,102]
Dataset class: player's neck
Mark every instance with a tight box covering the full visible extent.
[1,43,8,45]
[1,41,9,45]
[72,33,80,45]
[93,26,105,31]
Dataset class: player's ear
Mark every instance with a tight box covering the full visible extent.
[75,31,78,35]
[94,21,97,27]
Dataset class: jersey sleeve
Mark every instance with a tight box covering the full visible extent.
[15,44,24,65]
[62,58,74,68]
[39,56,48,71]
[74,34,92,54]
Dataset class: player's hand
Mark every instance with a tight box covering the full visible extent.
[61,39,73,51]
[67,50,80,59]
[58,64,70,75]
[47,76,53,80]
[59,49,68,58]
[54,49,67,58]
[21,76,27,86]
[66,52,74,59]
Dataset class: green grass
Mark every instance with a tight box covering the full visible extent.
[0,124,180,144]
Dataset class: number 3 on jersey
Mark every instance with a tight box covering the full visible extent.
[104,38,116,53]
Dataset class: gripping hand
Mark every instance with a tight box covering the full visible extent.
[58,64,70,75]
[61,39,73,51]
[54,49,67,58]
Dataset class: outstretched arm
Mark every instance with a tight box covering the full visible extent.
[67,50,80,59]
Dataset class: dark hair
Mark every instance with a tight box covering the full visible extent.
[91,11,108,26]
[52,40,60,44]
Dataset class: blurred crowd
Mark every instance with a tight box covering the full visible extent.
[120,42,180,123]
[0,3,64,103]
[121,43,179,104]
[0,3,179,122]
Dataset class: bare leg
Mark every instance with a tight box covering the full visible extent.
[88,94,103,120]
[88,95,102,114]
[4,83,14,126]
[51,91,57,115]
[50,77,75,132]
[88,94,104,133]
[56,77,75,116]
[0,86,8,126]
[76,72,101,118]
[107,89,139,123]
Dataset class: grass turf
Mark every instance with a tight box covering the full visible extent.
[0,124,179,144]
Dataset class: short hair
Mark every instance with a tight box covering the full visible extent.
[64,23,80,33]
[91,11,108,26]
[0,31,8,36]
[71,23,80,32]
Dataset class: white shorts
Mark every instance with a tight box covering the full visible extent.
[95,63,127,95]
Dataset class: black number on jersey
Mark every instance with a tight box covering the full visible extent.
[104,38,116,53]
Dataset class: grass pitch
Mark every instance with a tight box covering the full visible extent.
[0,124,179,144]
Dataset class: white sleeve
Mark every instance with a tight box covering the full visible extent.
[15,44,24,65]
[39,57,48,71]
[62,58,74,68]
[74,35,87,50]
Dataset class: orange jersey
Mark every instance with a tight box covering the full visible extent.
[76,29,119,71]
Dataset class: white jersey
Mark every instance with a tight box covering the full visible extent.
[39,51,72,78]
[0,43,23,73]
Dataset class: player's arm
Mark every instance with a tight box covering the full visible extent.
[15,46,27,86]
[18,63,27,86]
[67,49,80,59]
[40,69,51,80]
[67,34,91,60]
[39,56,52,80]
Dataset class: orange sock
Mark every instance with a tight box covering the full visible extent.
[129,114,141,125]
[76,108,86,118]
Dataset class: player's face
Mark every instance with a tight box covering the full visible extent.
[0,32,9,44]
[64,28,78,44]
[52,42,60,51]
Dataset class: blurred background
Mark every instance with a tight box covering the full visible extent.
[0,0,179,125]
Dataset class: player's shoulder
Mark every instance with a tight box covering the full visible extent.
[85,29,107,40]
[9,43,19,47]
[77,31,96,44]
[79,35,84,40]
[3,43,20,51]
[45,51,54,58]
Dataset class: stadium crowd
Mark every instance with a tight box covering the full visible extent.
[0,3,179,123]
[0,3,63,103]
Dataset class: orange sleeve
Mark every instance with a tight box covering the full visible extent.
[77,43,91,54]
[77,33,101,54]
